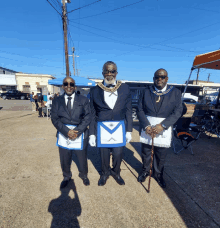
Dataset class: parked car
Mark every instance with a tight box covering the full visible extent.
[0,90,29,100]
[181,97,198,104]
[131,89,143,120]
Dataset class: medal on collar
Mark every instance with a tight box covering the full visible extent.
[98,80,122,96]
[149,85,174,103]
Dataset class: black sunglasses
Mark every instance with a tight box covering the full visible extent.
[103,70,117,74]
[63,82,75,87]
[154,76,167,80]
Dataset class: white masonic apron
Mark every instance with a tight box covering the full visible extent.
[97,120,126,148]
[56,125,84,150]
[140,116,172,148]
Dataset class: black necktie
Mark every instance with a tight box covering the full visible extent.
[67,96,72,112]
[106,84,115,88]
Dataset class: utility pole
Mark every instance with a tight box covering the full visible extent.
[196,68,200,85]
[207,73,211,82]
[62,0,70,77]
[72,47,75,76]
[77,69,81,76]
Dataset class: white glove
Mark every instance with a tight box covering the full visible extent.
[89,135,96,147]
[126,132,132,143]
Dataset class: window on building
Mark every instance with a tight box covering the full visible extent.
[23,85,30,93]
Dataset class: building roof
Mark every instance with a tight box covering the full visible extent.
[0,66,18,73]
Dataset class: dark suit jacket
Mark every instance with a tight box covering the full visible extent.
[51,93,91,139]
[89,82,132,136]
[137,86,183,131]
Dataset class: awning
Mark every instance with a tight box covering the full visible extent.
[193,50,220,70]
[48,76,96,87]
[183,50,220,97]
[0,74,17,86]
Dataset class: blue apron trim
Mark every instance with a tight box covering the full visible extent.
[97,120,126,148]
[56,124,84,150]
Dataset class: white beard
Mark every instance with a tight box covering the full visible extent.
[104,77,116,85]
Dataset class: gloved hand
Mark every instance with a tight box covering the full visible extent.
[89,135,96,147]
[126,132,132,143]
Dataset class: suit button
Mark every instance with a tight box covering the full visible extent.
[71,121,73,123]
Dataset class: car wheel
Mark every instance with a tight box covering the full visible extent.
[132,108,138,120]
[20,96,25,100]
[2,95,7,100]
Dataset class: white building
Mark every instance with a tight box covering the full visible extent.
[0,66,60,95]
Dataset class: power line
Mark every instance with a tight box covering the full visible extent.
[0,56,63,69]
[55,0,62,7]
[68,21,199,53]
[70,0,144,20]
[189,7,219,14]
[46,0,62,16]
[68,23,200,53]
[67,0,101,14]
[51,0,62,10]
[0,50,61,61]
[69,20,126,37]
[155,21,220,46]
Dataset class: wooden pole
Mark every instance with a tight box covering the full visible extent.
[72,47,75,76]
[62,0,70,77]
[196,68,200,85]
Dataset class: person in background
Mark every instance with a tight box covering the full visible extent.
[30,92,36,112]
[37,94,44,117]
[34,94,38,111]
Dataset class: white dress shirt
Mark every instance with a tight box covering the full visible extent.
[64,92,75,109]
[104,81,118,109]
[89,81,132,144]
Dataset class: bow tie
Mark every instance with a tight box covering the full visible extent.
[106,84,115,88]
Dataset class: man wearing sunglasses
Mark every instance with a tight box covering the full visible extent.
[137,68,182,188]
[89,61,132,186]
[51,76,91,188]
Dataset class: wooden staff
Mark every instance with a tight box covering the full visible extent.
[148,135,155,192]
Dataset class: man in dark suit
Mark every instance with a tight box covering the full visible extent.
[137,69,183,188]
[89,61,132,186]
[51,76,91,188]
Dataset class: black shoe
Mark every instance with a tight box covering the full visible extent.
[60,178,71,189]
[98,175,109,186]
[111,173,125,185]
[137,172,149,183]
[80,177,90,186]
[38,115,43,117]
[154,175,166,188]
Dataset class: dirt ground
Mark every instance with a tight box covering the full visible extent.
[0,110,220,228]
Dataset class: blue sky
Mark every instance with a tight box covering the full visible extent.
[1,0,220,84]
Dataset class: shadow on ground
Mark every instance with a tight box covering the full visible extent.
[48,180,81,228]
[132,122,220,227]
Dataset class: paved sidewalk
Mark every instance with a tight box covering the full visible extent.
[0,111,219,228]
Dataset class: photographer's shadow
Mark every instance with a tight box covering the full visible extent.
[48,179,81,228]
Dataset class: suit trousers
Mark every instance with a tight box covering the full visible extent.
[59,138,88,179]
[141,143,168,177]
[100,146,124,176]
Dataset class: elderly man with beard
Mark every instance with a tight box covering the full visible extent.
[137,69,182,188]
[89,61,132,186]
[51,77,91,189]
